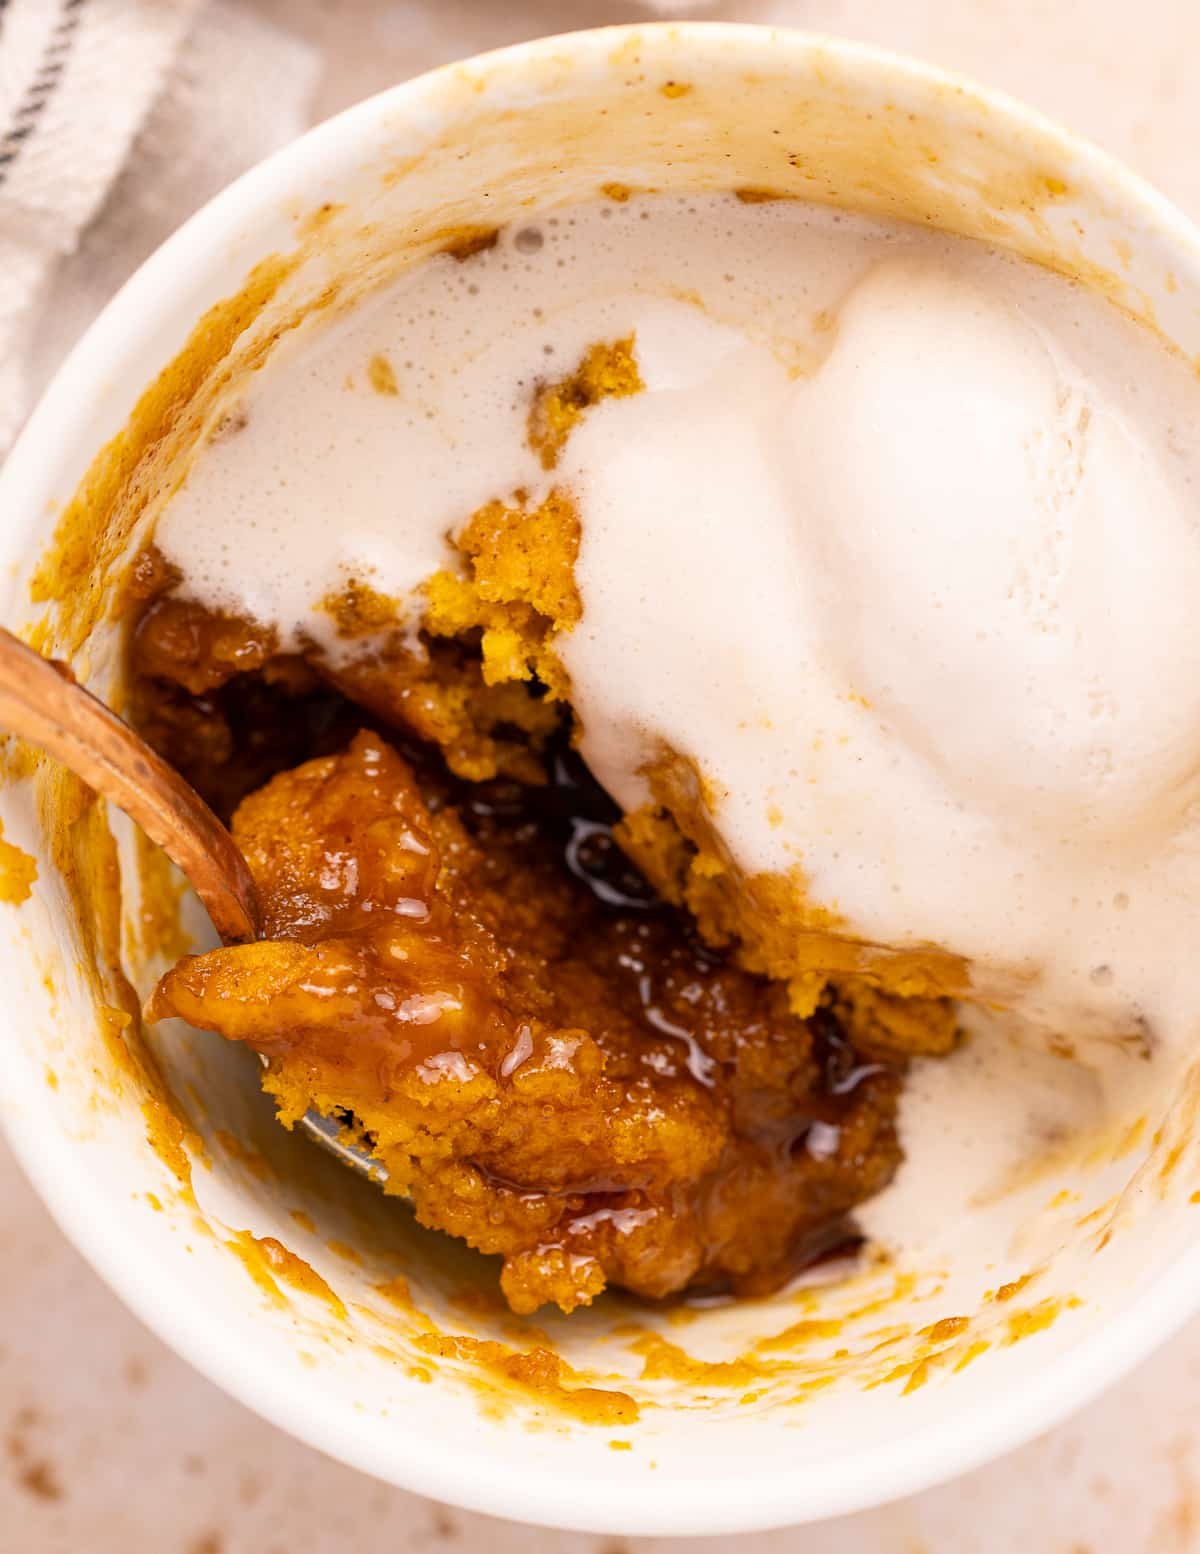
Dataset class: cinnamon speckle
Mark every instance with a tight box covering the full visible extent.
[429,1504,459,1538]
[123,1354,150,1391]
[18,1460,64,1502]
[7,1409,63,1502]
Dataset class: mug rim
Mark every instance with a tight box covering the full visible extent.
[4,21,1200,1535]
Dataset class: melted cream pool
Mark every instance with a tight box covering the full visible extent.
[155,192,1200,1238]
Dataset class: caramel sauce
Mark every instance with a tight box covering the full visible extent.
[140,631,906,1315]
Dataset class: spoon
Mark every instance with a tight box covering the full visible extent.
[0,626,381,1181]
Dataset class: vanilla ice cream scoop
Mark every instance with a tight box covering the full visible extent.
[786,258,1200,842]
[561,249,1200,1047]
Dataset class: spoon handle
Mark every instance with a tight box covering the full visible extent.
[0,627,258,944]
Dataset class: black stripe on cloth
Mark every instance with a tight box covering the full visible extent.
[0,0,87,184]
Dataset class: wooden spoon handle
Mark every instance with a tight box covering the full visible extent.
[0,627,258,944]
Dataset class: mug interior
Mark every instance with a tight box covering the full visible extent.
[3,24,1200,1535]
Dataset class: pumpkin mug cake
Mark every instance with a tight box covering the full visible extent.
[120,190,1200,1315]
